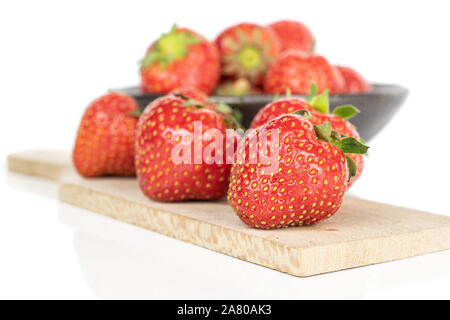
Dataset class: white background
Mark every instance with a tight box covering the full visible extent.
[1,0,450,299]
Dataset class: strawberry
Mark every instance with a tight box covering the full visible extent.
[135,94,240,202]
[250,86,365,187]
[269,20,314,55]
[215,23,280,86]
[73,92,138,177]
[264,52,344,94]
[228,113,368,229]
[336,66,373,93]
[140,25,220,95]
[215,78,261,96]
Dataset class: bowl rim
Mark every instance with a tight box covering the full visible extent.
[116,83,409,105]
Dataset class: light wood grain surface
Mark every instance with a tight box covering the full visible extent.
[8,150,450,277]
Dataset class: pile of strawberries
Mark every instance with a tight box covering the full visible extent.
[73,20,370,230]
[140,21,372,96]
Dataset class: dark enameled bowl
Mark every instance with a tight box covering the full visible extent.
[117,84,408,141]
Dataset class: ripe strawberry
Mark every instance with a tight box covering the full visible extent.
[215,23,280,85]
[336,66,373,93]
[73,92,138,177]
[264,52,344,94]
[228,114,368,229]
[140,25,220,94]
[135,94,239,202]
[250,86,364,187]
[269,20,314,55]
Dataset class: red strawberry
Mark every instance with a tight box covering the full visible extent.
[269,20,314,55]
[215,23,280,85]
[140,25,220,94]
[264,52,344,94]
[336,66,373,93]
[228,113,368,229]
[73,92,138,177]
[250,87,364,187]
[170,86,208,103]
[135,94,239,202]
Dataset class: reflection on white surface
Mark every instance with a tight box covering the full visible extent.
[56,200,449,299]
[58,202,376,299]
[7,171,58,199]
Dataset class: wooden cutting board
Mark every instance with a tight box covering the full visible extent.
[8,150,450,277]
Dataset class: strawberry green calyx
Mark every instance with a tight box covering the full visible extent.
[140,24,202,69]
[292,109,312,119]
[306,83,318,102]
[215,79,252,97]
[272,88,292,102]
[238,46,262,68]
[178,95,243,130]
[222,29,273,83]
[313,122,369,180]
[128,109,142,118]
[285,87,292,98]
[332,104,360,119]
[216,102,243,129]
[307,84,330,114]
[345,155,358,178]
[307,83,360,120]
[181,98,206,108]
[313,121,332,141]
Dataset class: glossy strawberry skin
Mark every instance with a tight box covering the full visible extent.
[215,23,280,85]
[140,28,220,95]
[264,52,344,94]
[228,114,348,229]
[269,20,314,55]
[336,66,373,93]
[250,98,364,187]
[73,93,138,177]
[135,95,232,202]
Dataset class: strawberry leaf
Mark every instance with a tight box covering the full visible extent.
[181,98,205,108]
[215,102,243,128]
[215,102,233,114]
[233,109,243,124]
[335,137,369,154]
[310,89,330,114]
[332,104,360,119]
[313,122,332,141]
[345,155,357,181]
[293,109,312,119]
[285,87,292,98]
[306,83,318,103]
[128,109,142,118]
